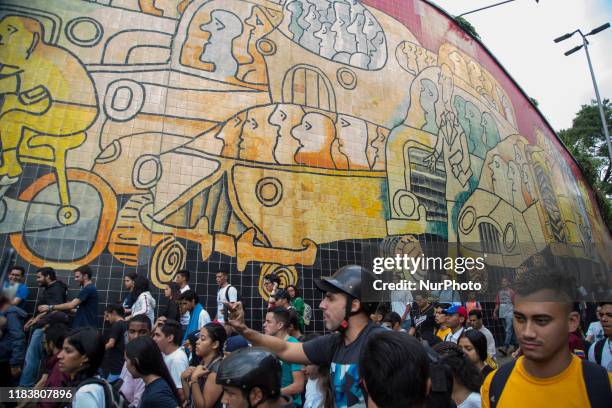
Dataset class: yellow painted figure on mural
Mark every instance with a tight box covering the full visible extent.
[0,15,97,185]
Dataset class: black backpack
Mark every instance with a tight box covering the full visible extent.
[488,359,611,408]
[224,285,240,303]
[593,338,606,366]
[76,377,130,408]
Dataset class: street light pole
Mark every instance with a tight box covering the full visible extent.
[555,23,612,166]
[581,34,612,167]
[458,0,539,18]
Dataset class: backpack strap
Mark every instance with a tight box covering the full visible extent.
[77,378,113,408]
[594,339,605,366]
[582,359,612,408]
[224,285,234,302]
[489,360,516,408]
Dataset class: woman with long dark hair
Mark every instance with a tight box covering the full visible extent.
[122,272,138,315]
[433,341,482,408]
[129,275,156,325]
[161,282,182,323]
[180,323,226,408]
[459,330,495,378]
[125,336,180,408]
[57,327,106,407]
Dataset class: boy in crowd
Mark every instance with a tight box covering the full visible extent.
[435,303,451,341]
[359,331,431,408]
[263,307,305,405]
[494,276,516,356]
[443,305,467,343]
[2,266,29,307]
[153,319,189,402]
[409,292,437,346]
[215,271,237,323]
[264,274,281,309]
[588,302,612,370]
[216,348,295,408]
[586,305,605,344]
[179,290,211,343]
[101,303,128,382]
[174,269,191,327]
[467,309,496,359]
[382,312,406,332]
[120,314,151,406]
[482,268,612,407]
[271,289,292,310]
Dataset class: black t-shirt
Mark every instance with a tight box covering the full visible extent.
[162,299,180,322]
[303,322,383,408]
[40,281,67,306]
[140,377,178,408]
[410,304,437,345]
[101,320,127,376]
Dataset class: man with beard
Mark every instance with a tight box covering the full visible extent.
[20,267,68,387]
[226,265,382,408]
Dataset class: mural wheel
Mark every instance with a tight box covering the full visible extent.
[10,169,117,270]
[258,264,298,301]
[150,236,187,289]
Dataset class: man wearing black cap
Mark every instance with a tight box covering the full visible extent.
[226,265,383,408]
[216,347,295,408]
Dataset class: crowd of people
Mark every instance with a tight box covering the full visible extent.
[0,263,610,408]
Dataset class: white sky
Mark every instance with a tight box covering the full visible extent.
[431,0,612,132]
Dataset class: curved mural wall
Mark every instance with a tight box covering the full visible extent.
[0,0,610,326]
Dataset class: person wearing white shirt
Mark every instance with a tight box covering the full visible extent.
[390,287,413,330]
[467,309,496,359]
[174,270,191,327]
[587,302,612,371]
[129,276,156,326]
[586,305,605,343]
[152,319,189,403]
[215,271,237,323]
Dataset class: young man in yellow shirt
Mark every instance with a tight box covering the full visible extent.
[481,267,612,407]
[434,304,451,341]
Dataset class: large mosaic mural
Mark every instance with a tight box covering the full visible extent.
[1,0,610,324]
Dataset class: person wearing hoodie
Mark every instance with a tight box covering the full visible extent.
[0,294,27,386]
[20,267,69,387]
[128,275,157,326]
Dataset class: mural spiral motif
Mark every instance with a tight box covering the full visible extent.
[150,236,187,288]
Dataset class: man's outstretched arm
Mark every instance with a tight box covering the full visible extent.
[225,302,312,365]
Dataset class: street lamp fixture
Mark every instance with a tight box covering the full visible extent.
[554,22,612,165]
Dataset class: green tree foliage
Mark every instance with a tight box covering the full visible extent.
[455,16,481,40]
[559,99,612,231]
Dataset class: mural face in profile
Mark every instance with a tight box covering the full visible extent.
[0,0,609,345]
